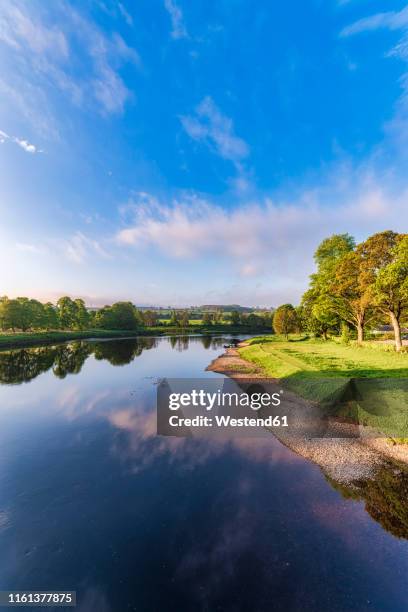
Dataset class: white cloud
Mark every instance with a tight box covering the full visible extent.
[0,0,140,126]
[116,183,408,288]
[92,64,131,115]
[0,129,41,153]
[0,3,69,56]
[14,137,37,153]
[63,232,111,264]
[180,96,249,165]
[164,0,188,39]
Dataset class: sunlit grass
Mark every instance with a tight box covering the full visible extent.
[241,336,408,378]
[239,337,408,437]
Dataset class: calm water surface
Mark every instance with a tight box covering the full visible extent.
[0,336,408,612]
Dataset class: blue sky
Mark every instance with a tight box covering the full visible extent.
[0,0,407,307]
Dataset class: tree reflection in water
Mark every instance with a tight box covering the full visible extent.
[0,337,159,384]
[53,343,93,378]
[328,463,408,540]
[93,338,157,365]
[0,335,229,385]
[0,346,57,385]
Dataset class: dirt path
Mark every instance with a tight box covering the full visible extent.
[207,345,408,483]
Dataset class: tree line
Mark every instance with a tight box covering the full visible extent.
[0,297,143,332]
[272,231,408,352]
[0,296,272,333]
[165,309,272,328]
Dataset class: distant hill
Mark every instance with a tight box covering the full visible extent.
[199,305,272,313]
[135,304,275,313]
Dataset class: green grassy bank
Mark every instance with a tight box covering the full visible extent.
[239,336,408,439]
[240,336,408,379]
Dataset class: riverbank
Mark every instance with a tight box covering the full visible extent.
[0,329,148,350]
[207,344,408,483]
[0,326,271,351]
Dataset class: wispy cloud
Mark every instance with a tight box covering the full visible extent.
[164,0,188,39]
[341,4,408,151]
[63,232,111,264]
[180,96,249,164]
[341,7,408,37]
[0,3,69,55]
[0,0,140,131]
[0,129,42,153]
[118,2,134,27]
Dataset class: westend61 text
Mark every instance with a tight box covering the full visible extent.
[168,415,288,428]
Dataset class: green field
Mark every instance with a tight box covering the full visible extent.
[240,336,408,379]
[160,319,204,325]
[240,336,408,439]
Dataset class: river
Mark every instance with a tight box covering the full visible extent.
[0,336,407,611]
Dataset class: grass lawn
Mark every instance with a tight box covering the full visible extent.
[240,336,408,379]
[240,336,408,438]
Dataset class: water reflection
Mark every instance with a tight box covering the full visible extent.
[328,464,408,540]
[2,337,408,544]
[0,336,408,611]
[0,346,57,385]
[93,338,156,365]
[0,335,229,385]
[107,394,408,542]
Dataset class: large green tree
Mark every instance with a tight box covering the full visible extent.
[300,289,338,339]
[74,298,90,330]
[373,235,408,351]
[314,233,356,275]
[273,304,298,339]
[94,306,115,329]
[27,299,47,330]
[43,303,59,330]
[57,297,78,329]
[0,298,46,331]
[93,302,140,330]
[109,302,141,329]
[357,231,408,351]
[0,299,22,331]
[331,250,376,345]
[302,234,355,338]
[15,298,35,331]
